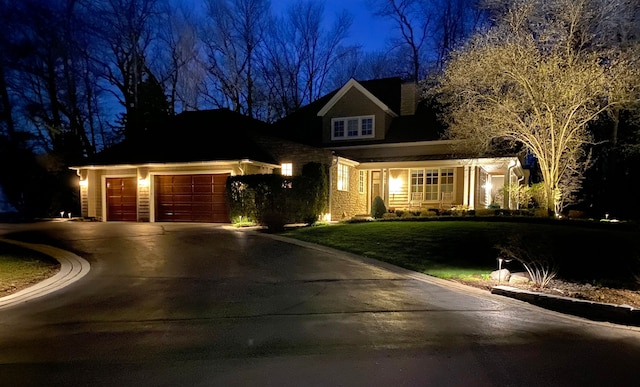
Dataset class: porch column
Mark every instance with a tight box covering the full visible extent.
[468,167,476,210]
[463,166,470,207]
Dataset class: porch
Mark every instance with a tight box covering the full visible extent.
[362,157,526,213]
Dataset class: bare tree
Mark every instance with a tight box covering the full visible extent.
[153,0,205,113]
[259,1,355,121]
[371,0,431,82]
[4,0,103,160]
[370,0,485,80]
[200,0,270,119]
[434,0,640,215]
[82,0,162,141]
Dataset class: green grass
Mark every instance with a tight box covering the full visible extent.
[282,219,640,284]
[0,242,60,293]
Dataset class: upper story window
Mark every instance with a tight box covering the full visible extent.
[281,163,293,176]
[331,115,375,140]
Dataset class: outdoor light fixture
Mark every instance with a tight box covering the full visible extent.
[138,178,149,187]
[79,179,88,187]
[389,177,402,194]
[496,257,512,284]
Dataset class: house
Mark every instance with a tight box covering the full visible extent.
[70,77,527,223]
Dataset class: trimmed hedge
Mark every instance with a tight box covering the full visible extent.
[226,162,328,231]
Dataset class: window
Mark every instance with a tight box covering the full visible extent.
[411,168,455,201]
[425,169,439,200]
[358,170,366,194]
[440,168,454,194]
[347,119,358,137]
[333,120,345,138]
[331,116,375,140]
[337,163,349,191]
[281,163,293,176]
[361,118,373,136]
[410,169,424,199]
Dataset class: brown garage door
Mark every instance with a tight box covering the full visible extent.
[106,177,137,221]
[155,174,230,223]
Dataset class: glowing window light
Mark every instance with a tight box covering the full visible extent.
[281,163,293,176]
[389,177,403,194]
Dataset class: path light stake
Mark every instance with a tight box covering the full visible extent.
[496,257,512,284]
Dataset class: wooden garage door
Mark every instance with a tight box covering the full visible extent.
[106,177,137,221]
[155,174,230,223]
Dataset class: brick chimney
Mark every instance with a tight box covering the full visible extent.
[400,82,418,116]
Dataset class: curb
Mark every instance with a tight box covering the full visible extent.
[492,285,640,327]
[0,239,90,310]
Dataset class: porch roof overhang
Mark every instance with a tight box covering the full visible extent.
[357,156,524,177]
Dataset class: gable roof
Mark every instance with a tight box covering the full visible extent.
[270,77,447,148]
[317,78,398,117]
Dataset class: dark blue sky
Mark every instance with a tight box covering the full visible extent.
[273,0,395,52]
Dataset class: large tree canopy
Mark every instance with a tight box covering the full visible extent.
[434,0,640,215]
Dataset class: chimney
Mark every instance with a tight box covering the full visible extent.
[400,82,417,116]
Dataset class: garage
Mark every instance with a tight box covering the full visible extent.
[155,174,230,223]
[106,177,138,221]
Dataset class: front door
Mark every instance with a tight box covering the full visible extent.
[371,170,381,204]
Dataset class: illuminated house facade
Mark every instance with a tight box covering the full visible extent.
[71,77,527,223]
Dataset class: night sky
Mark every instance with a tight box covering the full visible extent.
[272,0,395,52]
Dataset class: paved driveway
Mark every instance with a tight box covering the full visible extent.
[1,222,639,386]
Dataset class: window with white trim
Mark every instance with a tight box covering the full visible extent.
[331,116,375,140]
[358,170,366,194]
[337,163,349,191]
[410,169,424,199]
[412,168,455,201]
[281,163,293,176]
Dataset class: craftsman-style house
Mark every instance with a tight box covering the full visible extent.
[71,77,527,222]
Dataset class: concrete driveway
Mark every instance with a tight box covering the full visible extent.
[1,221,639,386]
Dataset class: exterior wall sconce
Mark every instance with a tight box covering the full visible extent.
[79,179,88,187]
[138,178,150,187]
[389,177,402,194]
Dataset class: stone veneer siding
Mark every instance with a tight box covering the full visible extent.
[330,163,367,220]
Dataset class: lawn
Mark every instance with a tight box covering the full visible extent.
[282,219,640,285]
[0,241,60,296]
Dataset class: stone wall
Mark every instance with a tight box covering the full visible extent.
[330,163,368,220]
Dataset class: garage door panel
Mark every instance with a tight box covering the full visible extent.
[192,194,213,202]
[106,177,137,221]
[193,186,213,193]
[212,175,228,184]
[192,175,213,184]
[155,174,229,223]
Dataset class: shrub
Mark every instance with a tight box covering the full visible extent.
[371,196,386,219]
[226,162,329,229]
[419,209,437,217]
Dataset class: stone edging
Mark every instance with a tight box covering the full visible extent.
[0,239,91,310]
[492,285,640,327]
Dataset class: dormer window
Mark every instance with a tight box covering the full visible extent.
[331,116,375,140]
